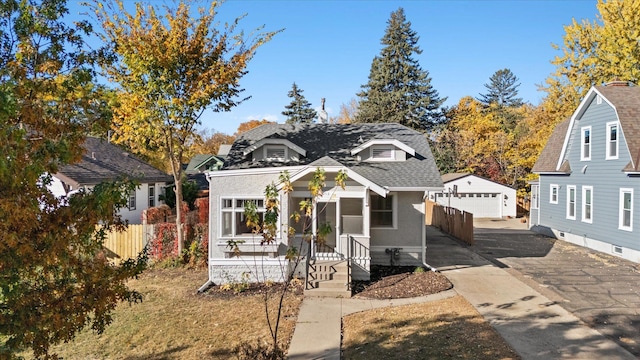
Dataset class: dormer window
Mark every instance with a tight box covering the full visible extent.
[371,146,394,160]
[265,145,286,161]
[351,139,415,162]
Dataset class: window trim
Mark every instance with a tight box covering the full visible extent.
[370,193,397,229]
[148,184,155,208]
[531,184,539,210]
[550,184,559,204]
[619,188,633,231]
[606,122,619,160]
[566,185,576,220]
[264,145,287,161]
[581,126,591,161]
[581,185,593,223]
[370,145,396,161]
[128,191,136,211]
[219,197,269,238]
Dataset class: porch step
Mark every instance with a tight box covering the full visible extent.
[305,260,351,298]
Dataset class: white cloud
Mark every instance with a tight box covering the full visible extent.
[246,114,280,123]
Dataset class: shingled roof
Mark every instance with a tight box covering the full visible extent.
[223,123,443,189]
[56,137,172,186]
[595,85,640,172]
[533,83,640,174]
[531,118,571,174]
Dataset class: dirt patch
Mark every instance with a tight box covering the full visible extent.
[352,265,453,299]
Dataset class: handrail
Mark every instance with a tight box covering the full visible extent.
[346,234,351,291]
[304,236,312,290]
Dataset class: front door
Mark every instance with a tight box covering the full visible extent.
[316,201,336,252]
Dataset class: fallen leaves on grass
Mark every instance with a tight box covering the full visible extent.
[343,295,520,360]
[33,268,303,360]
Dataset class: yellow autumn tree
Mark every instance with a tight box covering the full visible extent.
[94,0,280,251]
[1,1,146,357]
[543,0,640,119]
[440,97,538,191]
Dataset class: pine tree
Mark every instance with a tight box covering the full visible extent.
[282,82,317,124]
[477,68,523,107]
[356,7,445,132]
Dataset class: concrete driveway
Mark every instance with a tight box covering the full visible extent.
[471,218,640,357]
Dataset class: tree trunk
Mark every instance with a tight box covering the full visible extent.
[175,177,184,254]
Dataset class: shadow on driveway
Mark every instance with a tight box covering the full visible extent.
[467,219,640,357]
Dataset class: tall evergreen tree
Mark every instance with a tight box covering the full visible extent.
[282,82,317,124]
[478,68,523,107]
[355,8,445,131]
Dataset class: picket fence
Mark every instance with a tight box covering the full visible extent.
[102,224,153,264]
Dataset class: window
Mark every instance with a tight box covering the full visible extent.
[370,194,395,228]
[290,197,312,234]
[550,184,559,204]
[371,146,394,160]
[566,185,576,220]
[606,122,618,159]
[265,146,286,161]
[531,185,539,210]
[619,189,633,231]
[148,185,155,208]
[581,126,591,161]
[582,186,593,223]
[128,191,136,211]
[221,198,266,237]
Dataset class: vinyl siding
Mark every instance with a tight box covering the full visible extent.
[538,97,640,251]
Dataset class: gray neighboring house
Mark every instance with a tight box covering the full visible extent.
[205,123,443,285]
[530,81,640,263]
[184,154,225,196]
[50,137,173,224]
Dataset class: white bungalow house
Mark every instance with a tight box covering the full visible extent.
[204,123,443,295]
[50,137,172,224]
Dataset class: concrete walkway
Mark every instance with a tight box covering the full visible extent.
[287,225,637,359]
[287,289,457,360]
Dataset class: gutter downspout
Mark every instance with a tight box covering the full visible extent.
[198,171,216,293]
[422,193,439,272]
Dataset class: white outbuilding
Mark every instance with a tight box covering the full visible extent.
[430,173,517,218]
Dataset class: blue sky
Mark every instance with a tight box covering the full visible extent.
[72,0,600,135]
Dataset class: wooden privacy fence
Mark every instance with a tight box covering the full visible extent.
[425,200,474,245]
[516,196,530,217]
[102,224,153,264]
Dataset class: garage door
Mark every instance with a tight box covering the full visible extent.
[437,193,502,218]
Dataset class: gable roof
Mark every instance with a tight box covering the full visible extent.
[441,172,515,189]
[534,83,640,174]
[222,123,443,190]
[56,137,172,186]
[531,118,572,174]
[185,154,224,174]
[594,85,640,172]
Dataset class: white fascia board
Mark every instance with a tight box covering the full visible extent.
[350,139,415,156]
[242,139,307,157]
[384,187,433,192]
[286,165,388,197]
[557,87,607,170]
[205,166,305,179]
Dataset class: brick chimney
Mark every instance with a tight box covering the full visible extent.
[605,80,631,87]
